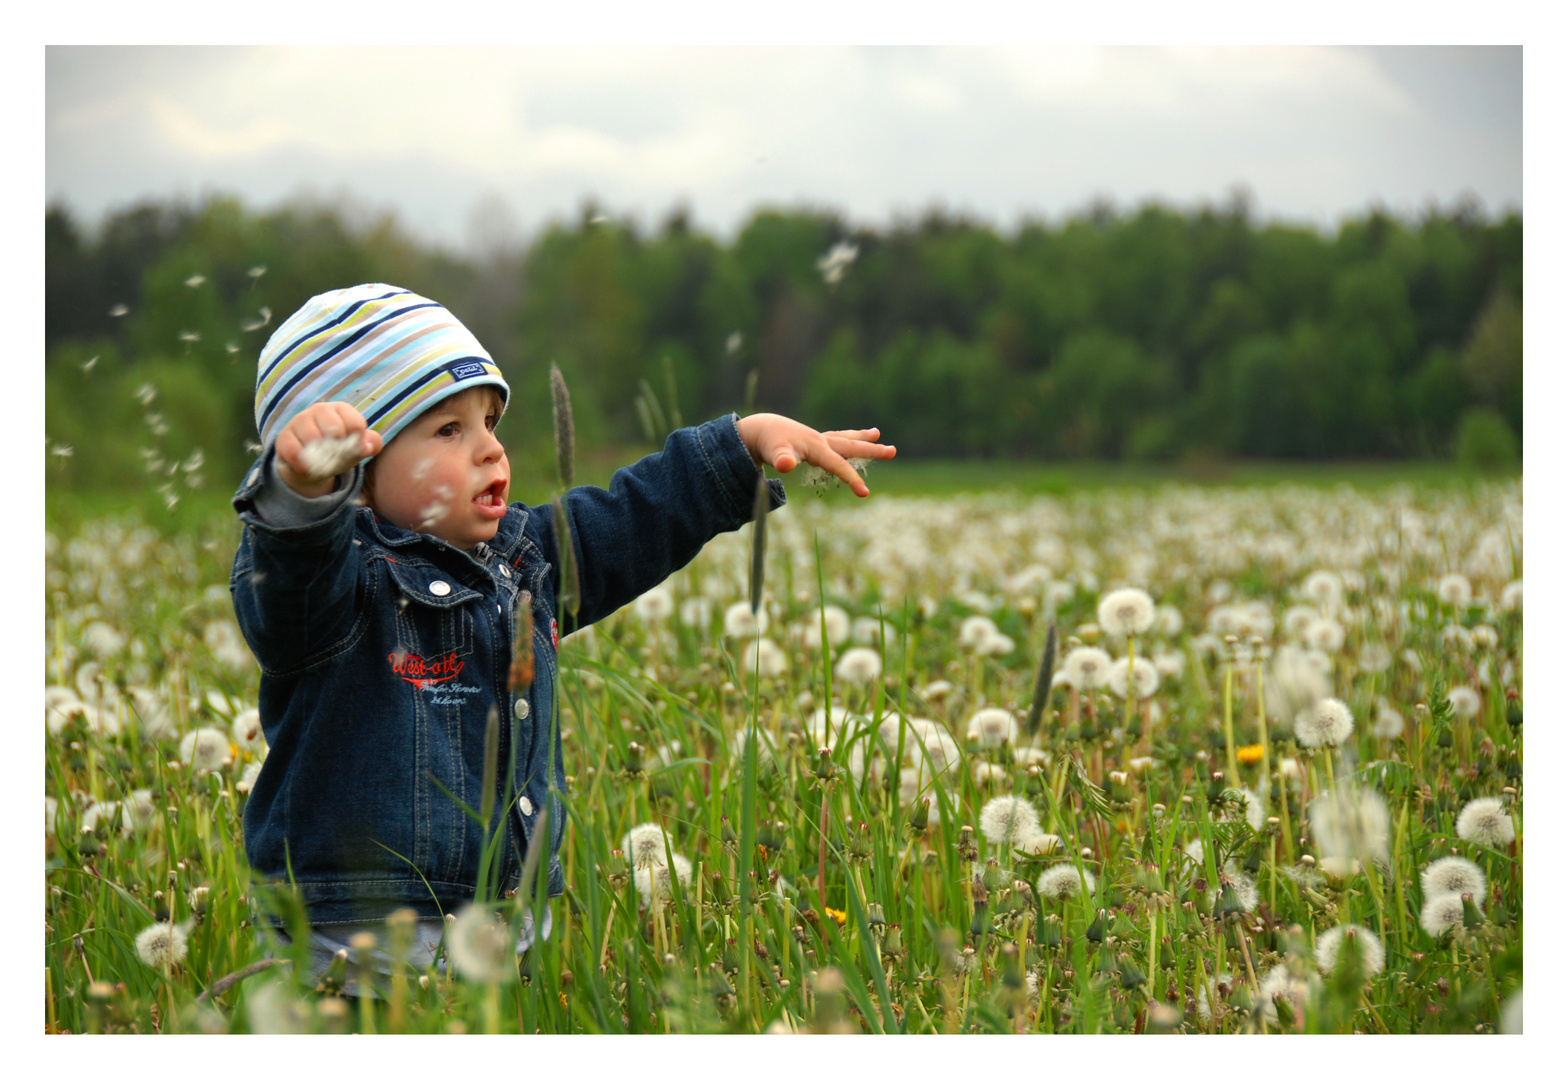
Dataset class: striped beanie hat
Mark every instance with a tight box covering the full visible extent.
[254,283,509,450]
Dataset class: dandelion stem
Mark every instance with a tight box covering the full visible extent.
[1222,656,1240,787]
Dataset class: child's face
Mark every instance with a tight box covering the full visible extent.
[366,387,510,549]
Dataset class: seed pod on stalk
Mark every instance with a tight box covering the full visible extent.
[1024,622,1058,737]
[550,363,575,491]
[749,472,769,615]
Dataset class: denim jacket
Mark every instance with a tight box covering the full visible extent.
[230,414,783,925]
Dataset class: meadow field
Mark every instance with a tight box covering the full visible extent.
[43,470,1522,1034]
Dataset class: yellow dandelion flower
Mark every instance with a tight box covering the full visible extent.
[824,907,848,926]
[1237,744,1265,766]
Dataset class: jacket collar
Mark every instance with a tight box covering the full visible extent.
[357,503,532,570]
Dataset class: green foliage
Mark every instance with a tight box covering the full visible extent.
[1454,408,1520,471]
[45,194,1524,494]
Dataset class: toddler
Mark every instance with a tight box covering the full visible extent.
[231,283,892,990]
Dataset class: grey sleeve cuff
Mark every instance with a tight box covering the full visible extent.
[251,455,359,527]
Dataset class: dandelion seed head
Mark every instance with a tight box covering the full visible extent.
[959,615,999,651]
[966,707,1018,748]
[296,433,363,479]
[1294,697,1354,748]
[1015,831,1061,856]
[799,605,850,649]
[1446,685,1481,719]
[742,637,787,678]
[1420,893,1468,938]
[1061,646,1114,690]
[1455,796,1514,847]
[446,905,515,983]
[1302,569,1342,609]
[231,708,265,753]
[834,646,882,686]
[1106,656,1159,699]
[1257,964,1316,1028]
[978,795,1040,845]
[1097,587,1156,637]
[1218,788,1264,832]
[634,853,692,902]
[634,587,675,622]
[1372,704,1404,739]
[179,727,231,771]
[1437,573,1473,607]
[1309,784,1390,865]
[1036,864,1095,901]
[723,601,768,639]
[1421,856,1486,899]
[135,921,189,969]
[623,822,674,869]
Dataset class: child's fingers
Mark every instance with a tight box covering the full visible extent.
[827,436,897,459]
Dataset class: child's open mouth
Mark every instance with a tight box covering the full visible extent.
[473,479,508,519]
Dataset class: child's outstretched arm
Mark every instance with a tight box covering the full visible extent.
[735,413,896,497]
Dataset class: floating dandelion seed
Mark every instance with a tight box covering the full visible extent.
[247,265,267,279]
[178,330,201,343]
[1455,796,1515,847]
[1097,587,1156,637]
[81,355,98,373]
[446,905,516,983]
[51,444,74,459]
[297,433,363,480]
[978,795,1040,845]
[183,274,206,288]
[108,303,129,317]
[241,307,273,332]
[1036,864,1095,900]
[135,921,189,969]
[1294,697,1354,747]
[1421,856,1486,899]
[725,331,743,356]
[816,241,859,285]
[135,383,157,406]
[225,342,239,354]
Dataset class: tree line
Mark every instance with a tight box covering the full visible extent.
[44,192,1522,491]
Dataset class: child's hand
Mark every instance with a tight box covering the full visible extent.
[274,402,384,497]
[735,413,896,498]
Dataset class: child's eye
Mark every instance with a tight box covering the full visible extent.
[437,422,458,437]
[486,414,498,431]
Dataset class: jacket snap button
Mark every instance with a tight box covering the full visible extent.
[428,580,451,596]
[519,796,534,816]
[514,697,530,720]
[499,564,511,578]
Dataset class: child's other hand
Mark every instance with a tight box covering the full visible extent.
[736,413,896,498]
[274,402,383,497]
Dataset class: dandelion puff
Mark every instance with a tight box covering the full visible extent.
[835,646,882,686]
[82,621,126,659]
[1196,971,1234,1022]
[1500,990,1522,1034]
[1218,788,1264,832]
[45,796,57,833]
[237,760,263,795]
[1215,863,1259,912]
[1015,832,1062,857]
[1421,856,1487,899]
[1420,893,1468,938]
[679,596,712,628]
[1372,704,1404,739]
[958,615,999,651]
[1304,616,1345,653]
[966,707,1018,748]
[975,631,1015,657]
[816,241,859,285]
[1437,573,1473,607]
[1294,697,1354,748]
[1500,580,1523,611]
[1061,646,1114,690]
[1308,783,1390,865]
[978,796,1040,846]
[296,433,363,479]
[723,601,768,639]
[179,727,231,770]
[798,605,851,649]
[135,921,189,970]
[1257,964,1317,1028]
[634,853,692,902]
[1036,864,1095,901]
[231,708,266,754]
[446,905,516,983]
[1455,796,1515,847]
[634,587,675,623]
[1302,569,1342,609]
[1106,656,1159,699]
[1097,587,1156,637]
[1446,686,1481,720]
[1315,924,1385,979]
[623,822,675,869]
[741,637,787,678]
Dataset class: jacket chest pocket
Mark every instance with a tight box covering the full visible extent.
[385,558,486,882]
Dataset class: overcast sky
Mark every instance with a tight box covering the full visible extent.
[46,45,1521,252]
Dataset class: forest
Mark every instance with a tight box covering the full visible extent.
[44,192,1522,492]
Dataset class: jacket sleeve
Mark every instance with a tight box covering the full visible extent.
[541,414,785,631]
[229,447,369,675]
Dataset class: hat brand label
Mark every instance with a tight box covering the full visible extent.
[447,361,487,382]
